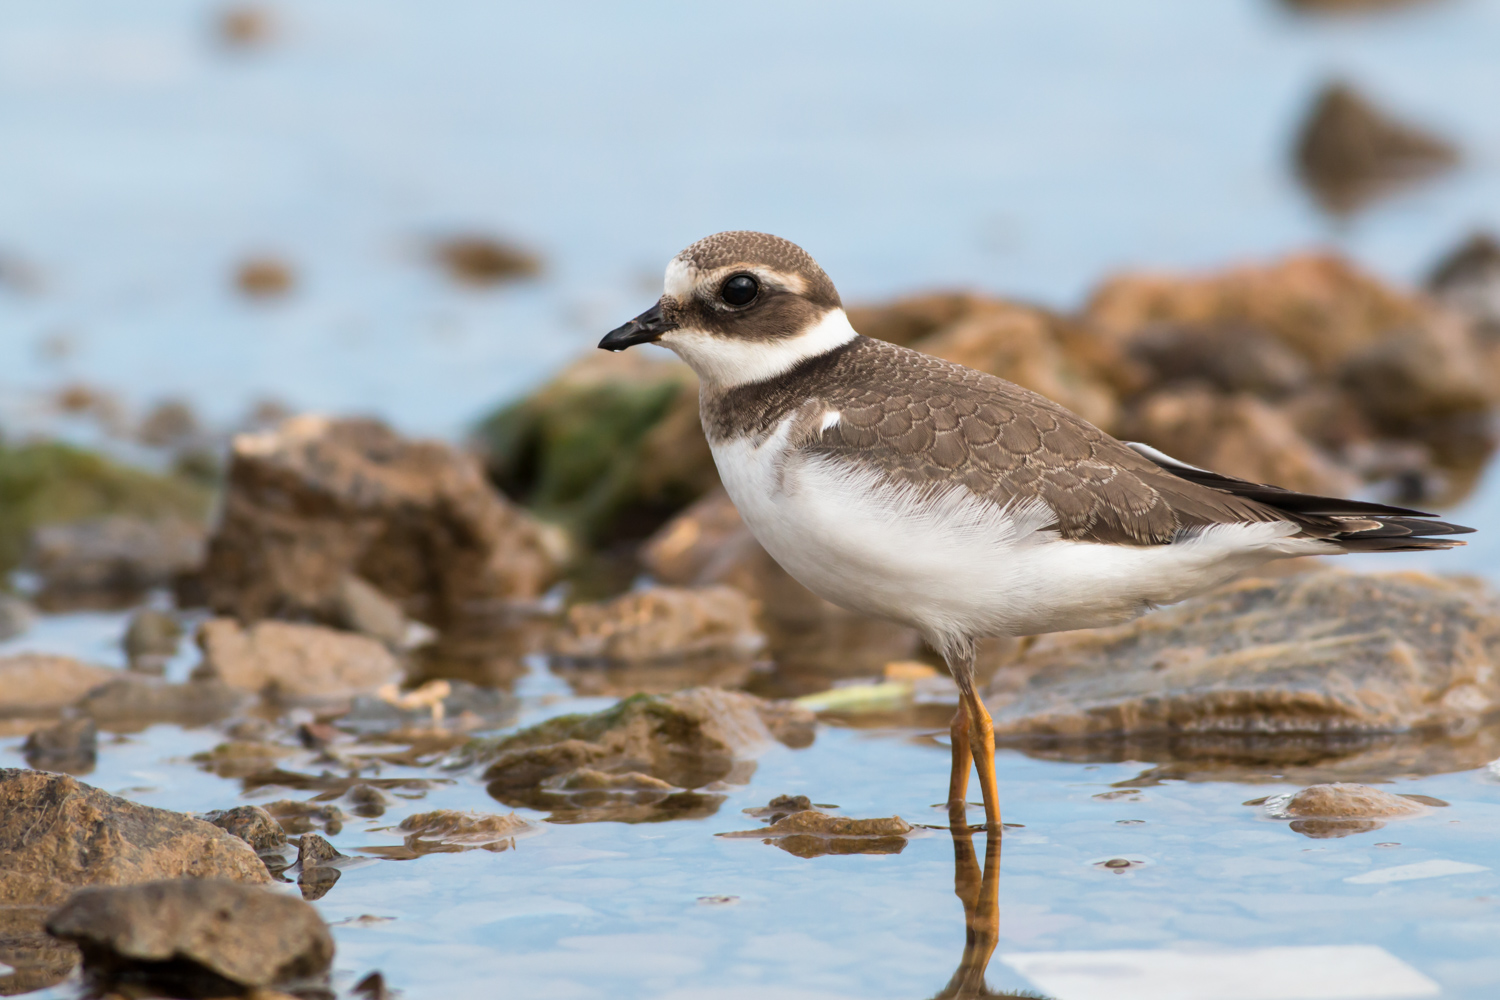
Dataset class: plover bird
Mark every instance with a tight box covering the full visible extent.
[600,231,1473,829]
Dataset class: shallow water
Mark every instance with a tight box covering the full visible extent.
[5,2,1500,997]
[6,605,1500,999]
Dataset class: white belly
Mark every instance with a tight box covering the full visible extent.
[710,420,1326,642]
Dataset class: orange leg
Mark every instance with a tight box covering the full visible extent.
[962,689,1002,830]
[947,705,972,828]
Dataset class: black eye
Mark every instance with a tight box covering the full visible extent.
[720,274,759,306]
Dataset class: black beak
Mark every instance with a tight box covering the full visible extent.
[599,300,677,351]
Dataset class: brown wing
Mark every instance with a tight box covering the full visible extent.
[778,337,1468,549]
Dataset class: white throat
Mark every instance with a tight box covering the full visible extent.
[658,308,859,388]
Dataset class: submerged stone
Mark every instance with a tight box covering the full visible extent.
[201,805,287,853]
[719,809,914,859]
[22,718,98,775]
[74,677,246,730]
[1260,781,1439,839]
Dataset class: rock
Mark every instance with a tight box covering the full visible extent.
[1120,386,1359,497]
[1259,782,1437,839]
[547,585,765,663]
[385,810,534,855]
[476,688,812,821]
[472,350,715,544]
[218,5,275,48]
[742,793,815,823]
[718,810,914,858]
[0,904,78,995]
[1293,81,1458,213]
[0,595,35,641]
[846,292,990,347]
[1124,323,1311,399]
[352,970,392,1000]
[550,656,759,698]
[641,490,927,694]
[135,399,200,450]
[235,257,295,298]
[345,784,387,818]
[75,677,245,730]
[986,571,1500,753]
[333,575,409,646]
[292,833,345,900]
[202,805,287,853]
[262,800,344,836]
[23,718,98,774]
[433,235,541,286]
[26,516,207,609]
[203,415,562,630]
[192,740,297,779]
[1280,0,1440,12]
[45,879,333,994]
[0,439,211,583]
[295,832,344,868]
[0,655,116,717]
[194,618,403,703]
[0,769,269,909]
[123,608,182,674]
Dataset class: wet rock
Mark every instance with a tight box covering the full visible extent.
[345,784,387,818]
[0,905,78,995]
[75,677,245,730]
[742,794,814,823]
[203,415,562,630]
[337,679,518,736]
[292,833,345,900]
[0,595,35,641]
[202,805,287,853]
[365,809,534,858]
[433,235,541,286]
[235,256,295,298]
[1120,386,1359,496]
[550,656,759,698]
[333,575,410,647]
[719,810,914,858]
[217,5,275,48]
[352,970,391,1000]
[194,618,402,704]
[547,585,765,663]
[473,351,714,545]
[1087,252,1496,502]
[477,688,811,821]
[262,800,345,836]
[0,769,269,909]
[1294,81,1458,214]
[640,489,922,695]
[986,571,1500,752]
[23,718,98,775]
[46,879,332,994]
[192,740,297,779]
[1260,782,1436,839]
[123,608,182,674]
[0,440,211,582]
[27,516,207,610]
[0,655,115,717]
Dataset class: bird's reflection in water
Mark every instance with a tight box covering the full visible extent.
[929,826,1047,1000]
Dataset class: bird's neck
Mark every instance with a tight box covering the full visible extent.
[663,308,859,390]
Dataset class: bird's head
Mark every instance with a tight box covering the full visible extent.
[599,231,857,388]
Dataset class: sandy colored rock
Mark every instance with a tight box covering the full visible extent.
[719,809,913,858]
[433,235,540,286]
[0,769,269,909]
[398,810,533,851]
[986,571,1500,744]
[1264,782,1426,820]
[1121,386,1359,496]
[641,489,922,693]
[194,618,402,702]
[46,879,332,993]
[23,718,98,775]
[472,350,715,544]
[1293,81,1457,213]
[477,688,812,821]
[548,585,765,663]
[332,575,409,646]
[75,677,245,730]
[202,415,561,631]
[202,805,286,852]
[0,655,116,718]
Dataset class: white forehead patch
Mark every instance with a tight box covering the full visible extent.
[664,256,694,299]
